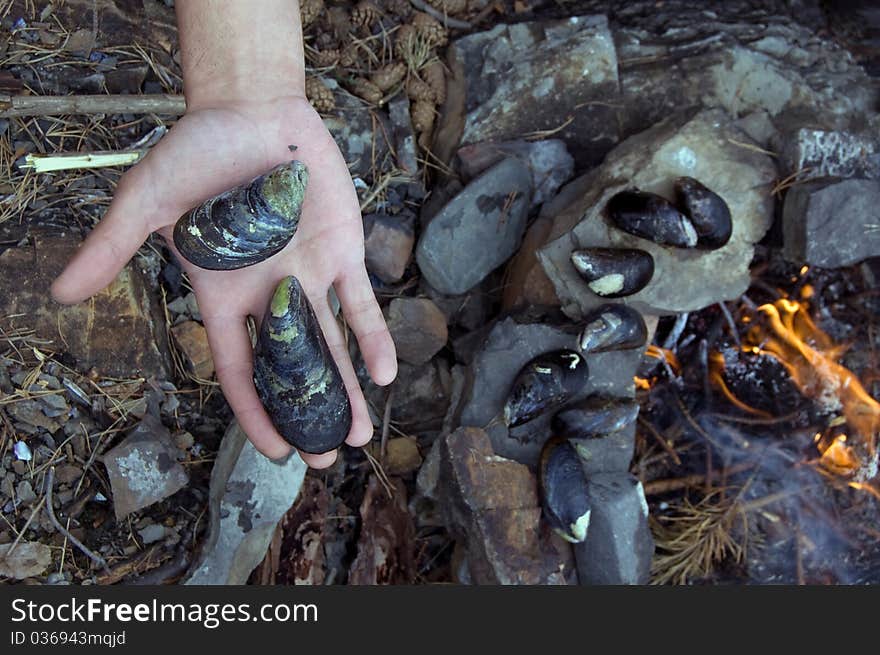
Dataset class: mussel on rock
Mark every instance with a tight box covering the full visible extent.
[174,161,309,270]
[503,350,589,427]
[253,275,351,454]
[606,190,697,248]
[579,303,648,354]
[538,438,591,543]
[570,248,654,298]
[551,396,640,440]
[674,177,732,249]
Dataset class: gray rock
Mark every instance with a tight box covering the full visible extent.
[388,96,419,178]
[456,318,640,467]
[778,128,879,181]
[387,360,453,435]
[457,139,575,208]
[572,429,636,476]
[102,414,189,520]
[385,297,448,365]
[574,473,653,585]
[783,178,880,269]
[538,109,777,317]
[446,16,620,167]
[6,400,61,433]
[137,523,167,545]
[16,480,37,505]
[416,158,532,295]
[185,422,306,585]
[324,91,391,181]
[364,213,414,283]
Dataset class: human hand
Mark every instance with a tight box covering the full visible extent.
[51,94,398,468]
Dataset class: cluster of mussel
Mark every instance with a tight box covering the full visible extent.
[570,177,732,298]
[502,303,648,543]
[173,161,353,455]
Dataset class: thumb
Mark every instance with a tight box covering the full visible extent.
[51,167,159,304]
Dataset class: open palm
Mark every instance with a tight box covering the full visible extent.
[52,95,398,468]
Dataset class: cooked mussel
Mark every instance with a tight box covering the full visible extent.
[570,248,654,298]
[503,350,589,427]
[674,177,732,249]
[539,438,591,543]
[578,303,648,354]
[253,275,351,454]
[174,161,308,270]
[606,190,697,247]
[551,396,639,440]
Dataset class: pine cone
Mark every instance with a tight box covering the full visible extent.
[300,0,324,28]
[395,23,418,58]
[422,60,446,105]
[350,77,384,105]
[352,1,381,30]
[424,0,467,15]
[311,48,340,68]
[411,12,448,48]
[306,77,335,113]
[382,0,412,19]
[406,76,435,103]
[371,62,406,92]
[339,44,361,68]
[411,99,435,134]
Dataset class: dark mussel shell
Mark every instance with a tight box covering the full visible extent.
[674,177,732,249]
[606,189,697,247]
[253,276,351,454]
[579,303,648,353]
[551,396,640,440]
[503,350,589,427]
[174,161,308,270]
[570,248,654,298]
[539,438,591,543]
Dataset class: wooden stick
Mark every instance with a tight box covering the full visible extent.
[0,93,186,118]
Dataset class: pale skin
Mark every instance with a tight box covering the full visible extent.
[50,1,398,469]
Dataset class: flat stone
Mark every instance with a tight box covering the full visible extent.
[6,400,61,433]
[171,320,214,380]
[185,422,307,585]
[378,359,452,436]
[388,96,419,178]
[456,139,574,208]
[416,157,532,295]
[572,428,637,476]
[444,15,620,167]
[324,91,391,180]
[783,178,880,269]
[16,480,37,505]
[455,318,641,467]
[538,109,777,317]
[102,414,189,520]
[137,523,167,545]
[0,232,168,378]
[385,297,448,365]
[364,213,415,283]
[778,128,879,181]
[53,464,82,486]
[0,541,52,579]
[574,473,654,585]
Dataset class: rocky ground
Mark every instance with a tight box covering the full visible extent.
[1,0,880,585]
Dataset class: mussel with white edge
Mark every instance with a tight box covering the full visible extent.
[253,275,351,454]
[551,396,640,440]
[503,350,589,427]
[674,177,732,249]
[570,248,654,298]
[539,438,591,543]
[579,303,648,354]
[606,189,697,247]
[173,161,308,270]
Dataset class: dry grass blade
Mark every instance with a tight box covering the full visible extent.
[651,489,751,585]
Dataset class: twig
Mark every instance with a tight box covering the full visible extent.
[44,467,108,571]
[380,384,395,464]
[644,462,754,495]
[663,312,689,352]
[717,302,742,348]
[5,494,47,556]
[638,417,682,466]
[0,93,185,118]
[21,150,144,173]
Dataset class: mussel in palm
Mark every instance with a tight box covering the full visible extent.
[579,303,648,353]
[551,396,639,440]
[174,161,308,270]
[253,275,351,454]
[606,190,697,247]
[503,350,589,427]
[570,248,654,298]
[538,438,591,543]
[674,177,732,249]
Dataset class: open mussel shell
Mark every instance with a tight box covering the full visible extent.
[503,350,589,428]
[570,248,654,298]
[579,303,648,353]
[551,396,639,440]
[674,177,732,249]
[606,189,697,247]
[174,161,308,270]
[539,438,591,543]
[253,275,352,454]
